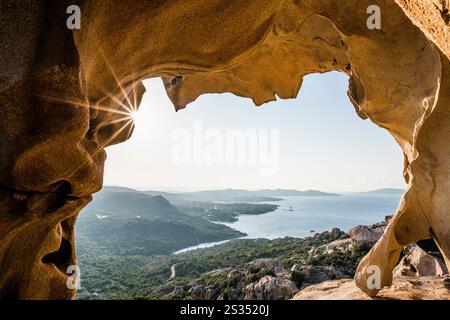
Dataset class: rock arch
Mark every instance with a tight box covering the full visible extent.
[0,0,449,299]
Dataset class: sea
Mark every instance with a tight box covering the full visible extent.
[174,192,402,254]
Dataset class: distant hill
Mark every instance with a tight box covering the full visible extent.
[102,186,139,193]
[76,189,245,256]
[255,189,339,197]
[85,191,180,219]
[364,188,405,194]
[143,190,182,202]
[102,186,182,202]
[181,188,338,202]
[77,187,281,256]
[76,186,337,255]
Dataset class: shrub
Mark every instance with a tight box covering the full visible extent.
[291,271,306,288]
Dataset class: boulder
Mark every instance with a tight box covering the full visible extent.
[189,286,206,300]
[227,270,244,284]
[245,258,286,276]
[312,238,354,256]
[244,276,299,300]
[291,265,347,289]
[330,228,343,239]
[319,228,344,240]
[312,222,388,256]
[293,277,450,300]
[205,287,221,300]
[325,238,354,254]
[347,225,383,243]
[167,286,185,299]
[394,244,449,277]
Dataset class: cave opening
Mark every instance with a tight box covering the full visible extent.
[74,71,407,299]
[102,71,405,193]
[0,0,449,302]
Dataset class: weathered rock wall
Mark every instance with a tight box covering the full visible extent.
[294,276,450,300]
[395,0,450,59]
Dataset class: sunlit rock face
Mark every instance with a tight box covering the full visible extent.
[0,0,449,299]
[293,277,450,300]
[395,0,450,60]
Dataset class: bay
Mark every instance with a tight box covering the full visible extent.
[175,193,402,254]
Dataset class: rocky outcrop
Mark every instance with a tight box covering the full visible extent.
[159,226,448,300]
[1,1,449,299]
[244,275,298,300]
[189,285,222,301]
[318,238,354,255]
[347,225,384,244]
[291,265,346,289]
[395,0,450,59]
[245,258,287,276]
[394,245,449,277]
[295,228,450,299]
[178,258,301,300]
[243,258,299,300]
[294,276,450,300]
[311,220,388,255]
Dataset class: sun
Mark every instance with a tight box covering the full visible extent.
[130,111,141,124]
[130,111,139,121]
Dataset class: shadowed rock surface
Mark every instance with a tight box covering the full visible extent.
[394,244,449,277]
[0,0,449,299]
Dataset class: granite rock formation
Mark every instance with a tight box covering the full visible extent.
[0,0,449,299]
[294,276,450,300]
[394,244,449,277]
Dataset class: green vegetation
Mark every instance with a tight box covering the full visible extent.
[305,242,371,276]
[75,186,360,300]
[177,202,279,222]
[77,188,282,255]
[76,233,368,300]
[77,217,244,256]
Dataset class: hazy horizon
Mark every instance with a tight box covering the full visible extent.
[102,184,405,194]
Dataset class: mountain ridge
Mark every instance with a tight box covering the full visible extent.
[364,188,405,194]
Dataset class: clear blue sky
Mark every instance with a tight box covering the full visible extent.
[103,71,406,192]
